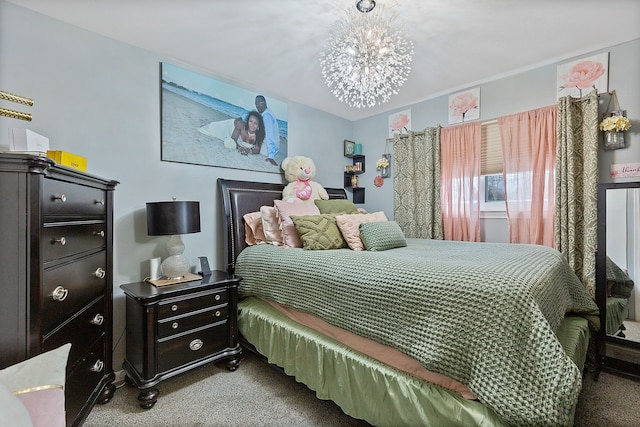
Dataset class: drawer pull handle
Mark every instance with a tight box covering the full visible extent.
[94,230,105,238]
[90,314,104,326]
[90,359,104,373]
[94,268,106,279]
[52,194,67,203]
[51,286,68,302]
[189,339,203,351]
[52,237,66,246]
[172,322,179,329]
[214,310,221,317]
[214,294,221,301]
[95,199,105,205]
[171,304,178,312]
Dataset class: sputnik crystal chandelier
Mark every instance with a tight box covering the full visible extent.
[319,0,414,109]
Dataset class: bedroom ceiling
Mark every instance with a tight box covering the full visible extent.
[6,0,640,121]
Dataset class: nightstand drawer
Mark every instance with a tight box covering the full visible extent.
[157,323,229,373]
[42,222,107,262]
[43,179,107,219]
[157,306,228,339]
[42,251,107,334]
[43,297,106,372]
[157,289,228,320]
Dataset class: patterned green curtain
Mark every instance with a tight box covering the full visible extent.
[555,92,599,296]
[393,128,443,239]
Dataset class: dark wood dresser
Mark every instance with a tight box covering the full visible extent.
[0,153,119,426]
[120,271,242,408]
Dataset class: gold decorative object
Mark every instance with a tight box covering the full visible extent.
[1,89,34,121]
[0,107,32,121]
[0,90,34,106]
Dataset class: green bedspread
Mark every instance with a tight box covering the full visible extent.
[236,238,599,426]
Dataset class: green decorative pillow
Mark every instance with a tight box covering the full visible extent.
[290,214,347,250]
[359,221,407,251]
[314,199,359,215]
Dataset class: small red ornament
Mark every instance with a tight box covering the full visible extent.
[374,175,384,187]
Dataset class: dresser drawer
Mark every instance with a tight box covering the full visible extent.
[65,337,107,426]
[43,251,107,334]
[157,306,228,339]
[157,322,229,373]
[157,289,228,320]
[42,222,107,262]
[43,179,107,219]
[43,297,106,372]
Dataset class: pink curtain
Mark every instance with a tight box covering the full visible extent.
[440,122,481,242]
[498,105,557,247]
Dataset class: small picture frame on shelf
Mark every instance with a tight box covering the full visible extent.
[344,140,356,156]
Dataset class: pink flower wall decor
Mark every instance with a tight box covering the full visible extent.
[448,87,480,124]
[557,52,609,98]
[388,109,412,138]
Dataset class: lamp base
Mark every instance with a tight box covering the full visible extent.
[160,235,190,279]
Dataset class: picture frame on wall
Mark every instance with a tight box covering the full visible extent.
[344,140,356,156]
[448,87,480,124]
[557,52,609,98]
[161,62,288,172]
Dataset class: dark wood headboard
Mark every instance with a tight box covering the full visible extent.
[217,178,347,274]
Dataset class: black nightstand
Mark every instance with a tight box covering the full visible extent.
[120,270,242,408]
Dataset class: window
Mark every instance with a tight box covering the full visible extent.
[480,121,505,217]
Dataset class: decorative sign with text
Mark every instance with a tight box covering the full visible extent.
[611,162,640,179]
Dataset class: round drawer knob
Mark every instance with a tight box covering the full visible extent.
[51,286,68,302]
[53,237,66,246]
[94,230,105,238]
[95,199,105,205]
[214,310,221,317]
[172,322,179,329]
[189,339,203,351]
[52,194,67,203]
[90,314,104,326]
[171,304,178,312]
[90,359,104,373]
[214,294,221,301]
[94,268,106,279]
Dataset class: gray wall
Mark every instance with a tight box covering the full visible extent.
[354,37,640,239]
[2,1,639,368]
[0,2,353,367]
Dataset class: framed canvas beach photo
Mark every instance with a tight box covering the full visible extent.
[161,62,288,173]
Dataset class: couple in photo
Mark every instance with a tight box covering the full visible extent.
[198,95,279,166]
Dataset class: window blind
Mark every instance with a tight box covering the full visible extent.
[481,121,503,175]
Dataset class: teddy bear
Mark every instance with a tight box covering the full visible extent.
[281,156,329,203]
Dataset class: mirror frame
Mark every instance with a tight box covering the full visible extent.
[596,181,640,377]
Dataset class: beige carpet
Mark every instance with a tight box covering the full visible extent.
[84,351,640,427]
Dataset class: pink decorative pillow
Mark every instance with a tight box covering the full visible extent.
[273,200,320,248]
[260,206,283,245]
[335,211,388,251]
[243,211,266,245]
[0,343,70,427]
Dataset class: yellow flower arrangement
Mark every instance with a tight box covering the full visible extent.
[376,157,389,170]
[599,115,631,132]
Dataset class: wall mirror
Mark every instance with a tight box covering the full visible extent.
[596,181,640,377]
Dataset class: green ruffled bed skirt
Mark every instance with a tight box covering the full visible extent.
[238,297,507,427]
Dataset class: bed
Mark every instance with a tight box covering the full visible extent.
[606,256,635,336]
[218,178,599,427]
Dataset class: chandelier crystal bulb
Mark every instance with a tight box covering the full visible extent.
[319,4,413,109]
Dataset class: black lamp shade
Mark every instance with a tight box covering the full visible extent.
[146,201,201,236]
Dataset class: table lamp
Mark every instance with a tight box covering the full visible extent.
[146,200,200,279]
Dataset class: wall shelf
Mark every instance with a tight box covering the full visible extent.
[344,154,365,204]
